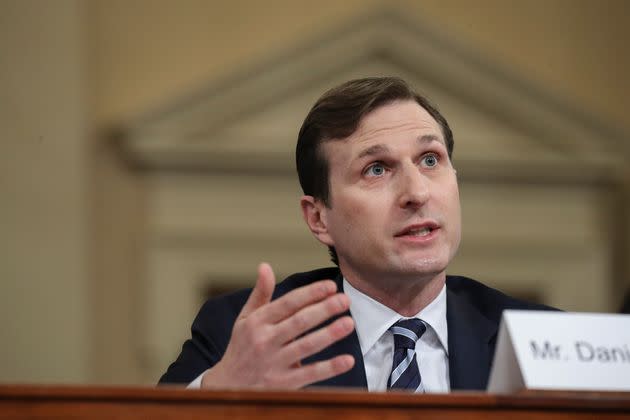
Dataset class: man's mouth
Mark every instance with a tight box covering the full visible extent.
[404,227,433,237]
[395,223,439,237]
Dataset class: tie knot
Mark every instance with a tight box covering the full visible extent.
[390,318,426,350]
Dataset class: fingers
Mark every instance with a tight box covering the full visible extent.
[239,262,276,320]
[258,279,338,324]
[272,292,350,346]
[281,354,355,389]
[214,262,356,390]
[279,316,355,366]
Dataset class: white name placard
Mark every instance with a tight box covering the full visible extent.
[487,310,630,393]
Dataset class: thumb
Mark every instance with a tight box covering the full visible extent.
[238,262,276,320]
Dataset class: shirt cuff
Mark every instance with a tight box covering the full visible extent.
[186,371,205,389]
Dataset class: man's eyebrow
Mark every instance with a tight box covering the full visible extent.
[357,144,390,159]
[418,134,444,145]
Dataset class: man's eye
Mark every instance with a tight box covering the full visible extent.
[421,154,438,168]
[365,163,386,177]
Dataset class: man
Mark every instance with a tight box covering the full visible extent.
[160,77,550,391]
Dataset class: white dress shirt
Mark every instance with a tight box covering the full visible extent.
[343,279,450,392]
[189,279,450,391]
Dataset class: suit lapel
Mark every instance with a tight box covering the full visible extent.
[446,286,497,390]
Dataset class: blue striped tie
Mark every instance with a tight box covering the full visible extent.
[388,318,427,392]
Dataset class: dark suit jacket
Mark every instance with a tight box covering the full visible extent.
[159,267,551,390]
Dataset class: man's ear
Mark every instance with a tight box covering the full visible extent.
[300,195,334,246]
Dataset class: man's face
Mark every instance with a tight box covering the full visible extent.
[307,100,461,283]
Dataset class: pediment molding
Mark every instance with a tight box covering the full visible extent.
[115,10,627,184]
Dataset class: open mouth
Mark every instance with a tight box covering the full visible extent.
[403,226,434,237]
[395,224,438,238]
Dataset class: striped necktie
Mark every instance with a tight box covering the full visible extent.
[388,318,427,392]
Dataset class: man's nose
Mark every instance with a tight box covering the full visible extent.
[397,164,430,209]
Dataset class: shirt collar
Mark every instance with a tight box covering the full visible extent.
[343,279,449,356]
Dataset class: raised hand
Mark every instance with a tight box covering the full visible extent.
[200,262,355,389]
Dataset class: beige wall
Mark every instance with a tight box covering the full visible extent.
[0,0,89,382]
[1,0,628,384]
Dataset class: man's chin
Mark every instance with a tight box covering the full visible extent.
[395,257,449,279]
[340,254,449,281]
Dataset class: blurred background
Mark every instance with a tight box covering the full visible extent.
[1,0,628,385]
